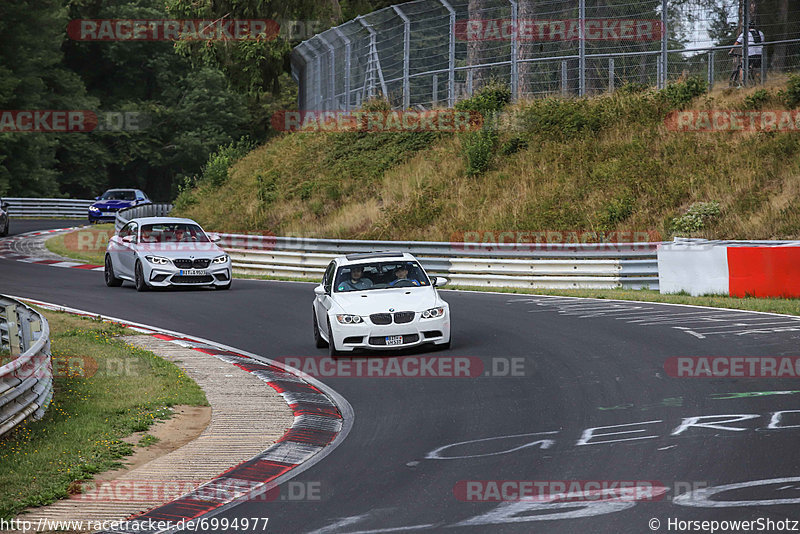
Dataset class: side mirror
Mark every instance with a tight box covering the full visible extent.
[314,285,326,296]
[121,235,135,244]
[433,276,449,287]
[95,196,100,200]
[209,233,221,243]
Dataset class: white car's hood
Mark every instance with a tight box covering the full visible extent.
[332,287,440,316]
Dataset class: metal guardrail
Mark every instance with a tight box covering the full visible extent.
[0,296,52,438]
[219,234,660,289]
[4,198,93,219]
[110,211,658,289]
[115,203,174,231]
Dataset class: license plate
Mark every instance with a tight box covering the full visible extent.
[102,212,115,216]
[179,269,207,276]
[385,335,404,346]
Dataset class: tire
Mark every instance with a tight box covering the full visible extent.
[104,255,123,287]
[216,280,231,290]
[314,312,328,348]
[134,260,149,292]
[327,318,340,357]
[439,340,451,350]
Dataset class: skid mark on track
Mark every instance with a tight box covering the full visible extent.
[508,296,800,340]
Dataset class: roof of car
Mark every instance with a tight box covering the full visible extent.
[128,216,200,226]
[337,251,416,265]
[105,188,143,192]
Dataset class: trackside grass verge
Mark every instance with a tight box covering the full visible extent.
[232,272,800,317]
[44,224,113,265]
[0,308,208,520]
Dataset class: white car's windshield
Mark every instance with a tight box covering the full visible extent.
[100,190,136,200]
[140,223,209,243]
[334,261,430,292]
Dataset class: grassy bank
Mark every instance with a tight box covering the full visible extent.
[0,309,207,520]
[44,224,113,265]
[172,75,800,242]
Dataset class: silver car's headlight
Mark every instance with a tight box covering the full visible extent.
[88,206,100,212]
[212,254,229,264]
[145,255,170,265]
[336,314,363,324]
[421,307,446,319]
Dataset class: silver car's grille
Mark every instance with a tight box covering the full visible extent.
[173,259,210,269]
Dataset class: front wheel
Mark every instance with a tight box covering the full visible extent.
[134,260,149,292]
[314,312,328,348]
[215,280,231,290]
[327,318,340,357]
[104,255,123,287]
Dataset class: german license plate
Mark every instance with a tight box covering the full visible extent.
[179,269,207,276]
[385,335,404,346]
[102,212,115,216]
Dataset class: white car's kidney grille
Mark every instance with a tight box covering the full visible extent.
[393,311,414,324]
[370,313,392,325]
[174,258,211,269]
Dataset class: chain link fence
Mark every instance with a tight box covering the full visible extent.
[291,0,800,110]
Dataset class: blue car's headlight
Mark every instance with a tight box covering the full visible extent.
[212,255,229,264]
[145,255,170,265]
[89,206,100,212]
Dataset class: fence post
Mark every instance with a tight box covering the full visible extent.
[317,34,336,109]
[579,0,586,96]
[762,47,767,84]
[742,5,749,86]
[4,305,20,356]
[509,0,518,100]
[357,16,388,100]
[561,60,568,97]
[467,69,474,96]
[440,0,456,107]
[333,28,352,110]
[660,0,668,88]
[432,73,438,107]
[393,6,411,109]
[608,58,614,91]
[708,50,714,88]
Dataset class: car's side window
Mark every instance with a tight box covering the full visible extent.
[119,223,132,239]
[323,262,335,294]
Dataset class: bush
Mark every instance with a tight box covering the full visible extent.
[201,138,255,188]
[670,201,721,235]
[743,89,770,110]
[456,82,511,176]
[658,78,708,108]
[455,81,512,115]
[462,129,498,176]
[499,136,527,156]
[780,74,800,108]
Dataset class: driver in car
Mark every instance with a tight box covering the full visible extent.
[389,264,421,287]
[338,265,374,291]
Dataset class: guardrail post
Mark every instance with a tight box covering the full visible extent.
[333,28,352,110]
[579,0,585,96]
[4,305,20,356]
[440,0,456,107]
[393,6,411,109]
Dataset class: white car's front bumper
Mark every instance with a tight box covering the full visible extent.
[329,311,450,352]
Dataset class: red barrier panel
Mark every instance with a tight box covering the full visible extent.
[728,247,800,298]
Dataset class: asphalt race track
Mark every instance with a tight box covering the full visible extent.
[3,221,800,533]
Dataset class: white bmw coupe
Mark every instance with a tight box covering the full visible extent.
[312,252,451,355]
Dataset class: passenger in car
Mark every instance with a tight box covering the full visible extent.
[338,265,374,291]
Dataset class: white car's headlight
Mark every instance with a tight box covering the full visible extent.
[89,206,100,212]
[421,307,446,319]
[336,314,363,324]
[212,254,229,264]
[145,255,170,265]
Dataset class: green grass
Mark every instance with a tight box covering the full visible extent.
[44,224,113,265]
[172,75,800,242]
[0,309,207,520]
